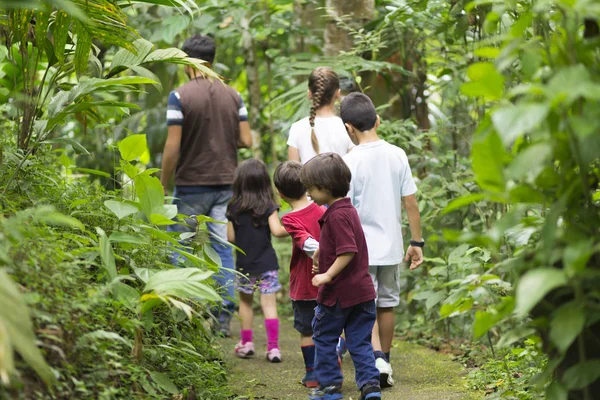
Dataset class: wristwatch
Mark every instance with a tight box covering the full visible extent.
[410,239,425,248]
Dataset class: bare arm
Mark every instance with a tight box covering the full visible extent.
[160,125,182,195]
[268,210,289,238]
[288,146,300,162]
[227,221,235,243]
[238,121,253,148]
[402,194,423,269]
[312,252,354,287]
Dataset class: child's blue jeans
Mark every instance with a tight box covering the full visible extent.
[312,300,379,390]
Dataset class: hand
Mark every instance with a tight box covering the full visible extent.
[404,245,423,270]
[312,273,332,287]
[312,248,320,268]
[312,263,319,274]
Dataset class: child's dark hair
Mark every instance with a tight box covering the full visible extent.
[182,34,216,65]
[308,67,340,154]
[340,92,378,132]
[274,161,306,200]
[227,159,277,226]
[300,153,351,198]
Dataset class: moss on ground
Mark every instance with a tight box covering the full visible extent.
[219,318,482,400]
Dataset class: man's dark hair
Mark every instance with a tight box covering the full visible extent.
[182,34,216,65]
[274,161,306,200]
[340,92,378,132]
[300,153,351,198]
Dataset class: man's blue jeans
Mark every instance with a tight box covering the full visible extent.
[166,186,236,319]
[312,300,379,390]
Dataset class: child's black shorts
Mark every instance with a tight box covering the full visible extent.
[292,300,318,335]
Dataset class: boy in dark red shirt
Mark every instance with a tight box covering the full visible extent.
[274,161,325,388]
[300,153,381,400]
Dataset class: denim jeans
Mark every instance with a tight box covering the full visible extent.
[166,186,236,318]
[312,300,379,390]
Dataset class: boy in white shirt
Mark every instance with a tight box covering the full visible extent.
[340,92,424,389]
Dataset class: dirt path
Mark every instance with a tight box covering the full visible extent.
[220,317,482,400]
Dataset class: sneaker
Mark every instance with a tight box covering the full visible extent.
[301,370,319,388]
[375,357,394,388]
[266,348,281,363]
[308,384,343,400]
[360,383,381,400]
[234,341,255,358]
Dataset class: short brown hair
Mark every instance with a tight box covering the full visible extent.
[300,153,351,198]
[274,161,306,200]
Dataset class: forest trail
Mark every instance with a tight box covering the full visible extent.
[220,317,482,400]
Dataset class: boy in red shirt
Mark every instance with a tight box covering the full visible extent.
[300,153,381,400]
[274,161,325,388]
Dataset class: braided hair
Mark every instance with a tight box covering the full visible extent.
[308,67,340,154]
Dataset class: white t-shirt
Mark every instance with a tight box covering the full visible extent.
[343,140,417,266]
[287,116,354,164]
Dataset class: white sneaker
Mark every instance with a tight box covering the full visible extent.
[375,357,394,388]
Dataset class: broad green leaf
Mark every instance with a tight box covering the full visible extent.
[546,381,568,400]
[97,228,117,281]
[104,200,139,220]
[74,22,92,76]
[0,270,54,385]
[549,302,585,353]
[109,232,146,245]
[152,204,178,220]
[135,268,158,284]
[134,174,164,221]
[144,268,219,301]
[515,268,567,317]
[130,66,163,91]
[507,143,552,182]
[36,210,84,231]
[497,326,536,348]
[123,163,140,180]
[460,62,504,100]
[474,47,500,58]
[443,193,487,214]
[118,134,148,162]
[110,38,155,71]
[492,103,549,146]
[52,11,71,64]
[149,371,178,395]
[112,282,140,310]
[425,291,446,310]
[473,311,496,339]
[204,245,222,268]
[563,359,600,390]
[472,130,507,192]
[563,240,594,277]
[150,214,177,226]
[546,65,600,105]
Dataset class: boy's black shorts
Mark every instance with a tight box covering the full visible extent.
[292,300,318,335]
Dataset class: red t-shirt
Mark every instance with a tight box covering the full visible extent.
[317,198,376,308]
[281,202,325,301]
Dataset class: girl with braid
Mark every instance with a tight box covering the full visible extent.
[288,67,354,164]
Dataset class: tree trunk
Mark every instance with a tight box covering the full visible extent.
[324,0,375,56]
[241,15,263,159]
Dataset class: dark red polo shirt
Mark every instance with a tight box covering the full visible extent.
[317,198,376,308]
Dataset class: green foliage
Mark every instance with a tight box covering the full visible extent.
[0,136,231,398]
